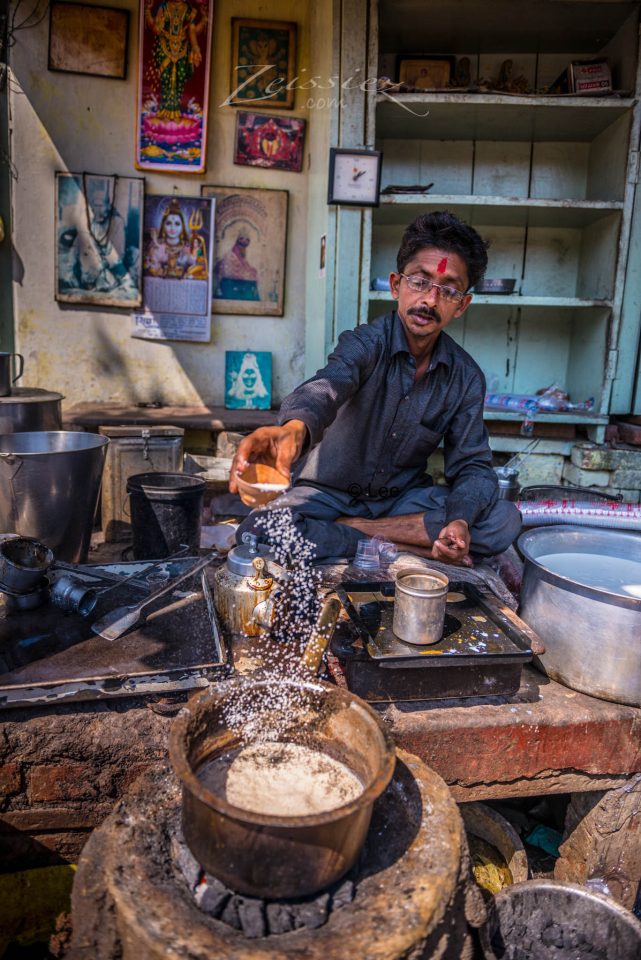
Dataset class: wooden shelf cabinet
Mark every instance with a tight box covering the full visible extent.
[355,0,641,438]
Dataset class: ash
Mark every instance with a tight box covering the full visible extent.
[172,831,355,939]
[222,509,325,743]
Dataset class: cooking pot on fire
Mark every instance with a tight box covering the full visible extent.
[213,532,284,635]
[169,678,396,898]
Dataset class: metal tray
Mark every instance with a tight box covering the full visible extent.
[0,557,230,709]
[331,579,533,702]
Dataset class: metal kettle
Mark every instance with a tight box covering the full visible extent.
[213,532,283,635]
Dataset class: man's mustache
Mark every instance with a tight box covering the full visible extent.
[408,307,441,322]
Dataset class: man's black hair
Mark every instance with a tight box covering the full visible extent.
[396,211,489,290]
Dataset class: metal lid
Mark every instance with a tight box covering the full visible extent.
[0,388,64,404]
[226,533,278,576]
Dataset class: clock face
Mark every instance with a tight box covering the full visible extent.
[329,150,381,206]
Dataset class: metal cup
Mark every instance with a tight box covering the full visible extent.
[393,568,449,645]
[50,574,99,617]
[0,353,24,397]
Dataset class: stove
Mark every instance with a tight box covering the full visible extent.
[331,579,535,701]
[68,752,485,959]
[0,557,230,708]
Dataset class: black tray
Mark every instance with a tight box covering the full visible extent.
[331,579,533,702]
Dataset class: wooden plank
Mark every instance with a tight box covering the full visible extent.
[556,775,641,909]
[376,95,634,142]
[369,291,613,307]
[63,404,279,432]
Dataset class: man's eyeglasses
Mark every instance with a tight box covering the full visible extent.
[399,273,467,305]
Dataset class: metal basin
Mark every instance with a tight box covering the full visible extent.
[0,431,108,563]
[169,678,396,898]
[518,525,641,706]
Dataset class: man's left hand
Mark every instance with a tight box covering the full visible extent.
[432,519,472,566]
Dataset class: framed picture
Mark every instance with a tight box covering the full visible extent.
[229,19,296,109]
[132,195,215,343]
[225,351,272,409]
[48,2,129,79]
[201,185,288,317]
[398,56,454,89]
[327,148,382,207]
[55,172,144,307]
[135,0,214,173]
[234,112,305,172]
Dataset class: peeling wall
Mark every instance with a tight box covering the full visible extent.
[8,0,328,407]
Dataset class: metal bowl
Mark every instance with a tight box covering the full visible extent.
[518,525,641,705]
[0,536,54,593]
[169,678,396,898]
[473,278,516,295]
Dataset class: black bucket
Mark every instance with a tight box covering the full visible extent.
[127,473,206,560]
[481,880,641,960]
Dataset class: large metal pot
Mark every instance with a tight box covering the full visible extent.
[0,388,63,434]
[518,525,641,706]
[0,431,108,562]
[169,678,396,898]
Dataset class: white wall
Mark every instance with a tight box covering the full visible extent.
[9,0,331,407]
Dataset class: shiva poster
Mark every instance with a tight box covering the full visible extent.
[225,351,272,410]
[132,194,215,342]
[135,0,213,172]
[200,186,288,317]
[55,172,143,307]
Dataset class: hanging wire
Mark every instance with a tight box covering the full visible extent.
[7,0,50,46]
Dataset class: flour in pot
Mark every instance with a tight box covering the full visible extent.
[197,742,363,816]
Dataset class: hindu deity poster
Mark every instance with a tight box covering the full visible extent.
[234,112,305,172]
[135,0,213,173]
[225,351,272,409]
[200,186,288,317]
[132,194,214,342]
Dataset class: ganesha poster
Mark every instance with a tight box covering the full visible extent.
[200,186,288,317]
[135,0,214,173]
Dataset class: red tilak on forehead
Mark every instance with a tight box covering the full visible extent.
[437,257,448,274]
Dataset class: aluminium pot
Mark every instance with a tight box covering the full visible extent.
[518,525,641,706]
[169,678,396,898]
[0,388,63,434]
[0,431,108,563]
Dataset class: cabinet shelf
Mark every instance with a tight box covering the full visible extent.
[368,292,612,309]
[376,195,624,228]
[375,93,634,142]
[483,410,608,426]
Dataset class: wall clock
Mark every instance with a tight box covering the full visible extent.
[327,148,382,207]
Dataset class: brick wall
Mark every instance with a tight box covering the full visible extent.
[0,698,174,870]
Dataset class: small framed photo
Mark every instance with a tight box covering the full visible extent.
[55,172,144,307]
[201,185,288,316]
[397,56,454,90]
[327,148,382,208]
[49,1,129,79]
[225,351,272,410]
[234,112,306,172]
[230,19,297,110]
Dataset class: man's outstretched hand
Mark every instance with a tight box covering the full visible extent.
[431,519,472,566]
[229,420,307,494]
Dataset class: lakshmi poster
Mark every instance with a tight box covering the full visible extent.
[135,0,213,173]
[132,194,215,342]
[200,186,288,317]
